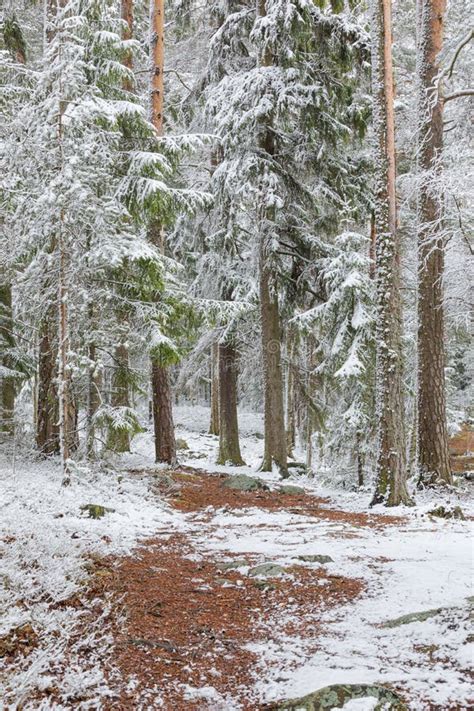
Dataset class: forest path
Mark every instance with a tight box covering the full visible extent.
[88,468,472,710]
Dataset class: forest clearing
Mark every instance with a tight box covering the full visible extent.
[1,0,473,708]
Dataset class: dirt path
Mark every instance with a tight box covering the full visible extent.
[85,469,403,709]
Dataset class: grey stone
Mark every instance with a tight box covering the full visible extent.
[248,563,285,577]
[222,474,269,492]
[381,608,443,628]
[428,505,465,520]
[216,559,249,571]
[278,485,305,495]
[272,683,407,710]
[297,554,333,564]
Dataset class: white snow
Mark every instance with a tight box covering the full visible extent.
[1,404,473,710]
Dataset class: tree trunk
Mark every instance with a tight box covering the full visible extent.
[121,0,134,92]
[36,313,60,455]
[152,360,176,464]
[107,343,130,452]
[259,245,288,476]
[217,341,245,465]
[285,331,296,458]
[209,342,220,435]
[86,342,101,458]
[256,0,287,477]
[416,0,452,486]
[0,284,15,437]
[370,0,410,506]
[148,0,176,465]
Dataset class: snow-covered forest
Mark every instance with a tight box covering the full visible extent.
[0,0,472,709]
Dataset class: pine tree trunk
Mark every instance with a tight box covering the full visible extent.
[416,0,452,486]
[152,360,176,465]
[259,245,288,476]
[209,342,220,435]
[370,0,410,506]
[0,284,15,437]
[121,0,133,92]
[108,343,131,452]
[36,313,60,455]
[256,0,287,477]
[86,342,101,458]
[286,333,296,458]
[217,341,245,465]
[148,0,176,465]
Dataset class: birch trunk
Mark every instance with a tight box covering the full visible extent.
[149,0,176,465]
[370,0,410,505]
[416,0,452,486]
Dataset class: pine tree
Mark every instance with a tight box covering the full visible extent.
[416,0,452,486]
[370,0,411,505]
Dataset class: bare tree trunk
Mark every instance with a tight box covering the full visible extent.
[0,24,27,437]
[416,0,452,486]
[217,341,245,465]
[285,332,296,458]
[152,359,176,465]
[36,312,60,455]
[209,342,220,435]
[86,342,101,458]
[149,0,176,465]
[0,285,15,437]
[121,0,133,92]
[259,245,288,476]
[370,0,410,506]
[107,343,131,452]
[256,0,287,477]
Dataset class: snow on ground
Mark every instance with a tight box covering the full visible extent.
[0,451,188,708]
[1,404,473,709]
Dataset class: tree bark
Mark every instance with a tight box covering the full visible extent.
[36,313,60,455]
[107,343,131,452]
[217,341,245,465]
[0,284,15,437]
[285,332,296,458]
[416,0,452,486]
[209,342,220,435]
[148,0,176,465]
[121,0,134,92]
[86,342,101,458]
[370,0,410,505]
[152,359,176,464]
[256,0,288,477]
[259,244,288,476]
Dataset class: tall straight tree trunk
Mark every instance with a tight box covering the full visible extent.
[370,0,410,505]
[217,341,245,465]
[285,330,296,458]
[108,343,131,452]
[152,358,176,465]
[0,32,26,438]
[416,0,452,486]
[256,0,287,477]
[121,0,134,92]
[86,341,101,458]
[0,284,15,437]
[37,310,60,455]
[149,0,176,465]
[209,342,220,435]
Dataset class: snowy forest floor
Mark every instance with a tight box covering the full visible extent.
[1,406,473,710]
